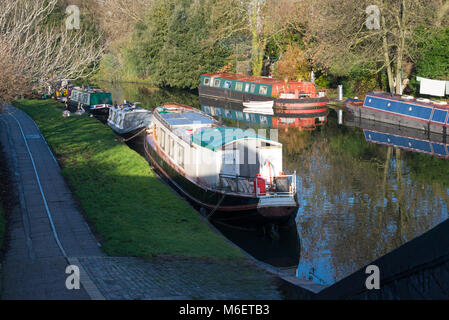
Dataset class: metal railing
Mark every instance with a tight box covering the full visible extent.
[217,172,297,197]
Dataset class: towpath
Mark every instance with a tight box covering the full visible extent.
[0,105,283,300]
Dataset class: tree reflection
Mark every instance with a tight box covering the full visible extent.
[282,122,449,285]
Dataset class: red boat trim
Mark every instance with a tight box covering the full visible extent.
[274,107,328,114]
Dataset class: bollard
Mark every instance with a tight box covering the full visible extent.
[337,85,343,101]
[338,109,343,125]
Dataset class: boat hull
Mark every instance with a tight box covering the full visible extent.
[345,99,449,135]
[143,134,297,225]
[345,93,449,134]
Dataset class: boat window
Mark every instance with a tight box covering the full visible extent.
[250,84,256,93]
[214,79,221,87]
[203,77,210,85]
[161,129,166,150]
[224,81,232,89]
[178,144,185,168]
[169,137,175,158]
[245,83,250,92]
[236,82,243,91]
[259,86,268,95]
[118,114,125,128]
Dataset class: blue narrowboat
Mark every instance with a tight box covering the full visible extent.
[345,92,449,134]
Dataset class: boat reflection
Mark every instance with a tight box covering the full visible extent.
[346,117,449,159]
[200,96,328,131]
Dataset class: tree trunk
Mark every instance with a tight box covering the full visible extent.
[381,13,394,93]
[395,0,407,95]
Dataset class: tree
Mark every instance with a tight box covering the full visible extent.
[303,0,447,94]
[0,0,104,102]
[211,0,304,76]
[413,26,449,79]
[274,43,310,81]
[125,0,232,89]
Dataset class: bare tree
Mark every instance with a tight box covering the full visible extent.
[303,0,446,94]
[95,0,153,40]
[0,0,104,102]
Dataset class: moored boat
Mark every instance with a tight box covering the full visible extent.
[68,87,113,114]
[143,103,299,224]
[107,101,153,137]
[199,72,328,113]
[242,100,274,109]
[345,92,449,134]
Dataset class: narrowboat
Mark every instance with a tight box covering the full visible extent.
[144,104,299,224]
[346,117,449,159]
[68,87,113,114]
[199,73,328,113]
[107,101,153,137]
[345,92,449,134]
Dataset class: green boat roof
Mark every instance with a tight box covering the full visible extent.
[191,127,270,151]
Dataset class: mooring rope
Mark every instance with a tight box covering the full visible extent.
[118,127,148,142]
[207,194,226,220]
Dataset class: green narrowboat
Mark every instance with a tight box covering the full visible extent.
[68,87,113,113]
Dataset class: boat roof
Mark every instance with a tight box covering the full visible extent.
[155,105,277,151]
[192,127,272,151]
[202,72,311,86]
[157,106,215,126]
[112,106,151,113]
[366,92,449,108]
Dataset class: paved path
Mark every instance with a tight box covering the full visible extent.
[0,106,104,299]
[79,257,282,300]
[0,105,284,300]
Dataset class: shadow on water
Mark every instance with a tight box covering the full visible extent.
[94,82,449,286]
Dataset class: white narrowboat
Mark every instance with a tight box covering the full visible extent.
[144,104,299,224]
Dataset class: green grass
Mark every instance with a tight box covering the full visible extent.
[12,99,243,260]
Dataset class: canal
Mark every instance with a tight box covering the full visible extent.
[98,81,449,286]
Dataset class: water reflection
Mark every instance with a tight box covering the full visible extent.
[98,82,449,286]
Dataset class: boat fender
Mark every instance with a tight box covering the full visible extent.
[254,174,266,196]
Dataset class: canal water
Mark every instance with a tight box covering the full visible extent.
[98,81,449,286]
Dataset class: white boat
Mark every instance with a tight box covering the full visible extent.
[107,101,153,136]
[144,103,298,223]
[243,100,274,109]
[243,108,274,115]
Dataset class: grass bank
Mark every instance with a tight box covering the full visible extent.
[12,99,243,260]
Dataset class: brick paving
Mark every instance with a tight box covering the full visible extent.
[78,256,282,300]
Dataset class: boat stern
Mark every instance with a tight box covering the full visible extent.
[257,195,298,218]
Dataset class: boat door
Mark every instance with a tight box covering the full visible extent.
[221,149,240,176]
[224,80,232,99]
[239,140,260,178]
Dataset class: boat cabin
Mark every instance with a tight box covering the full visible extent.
[150,105,286,192]
[200,73,323,98]
[69,87,113,109]
[107,102,153,135]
